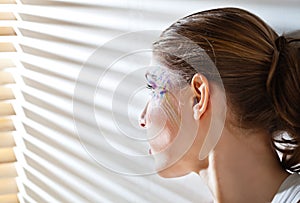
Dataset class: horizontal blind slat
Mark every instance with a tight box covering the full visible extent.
[0,12,16,20]
[0,87,15,100]
[0,27,16,36]
[0,132,15,147]
[0,117,15,131]
[0,42,16,52]
[0,59,14,69]
[0,148,16,163]
[0,71,14,84]
[0,178,18,195]
[0,0,16,3]
[0,102,15,116]
[0,194,18,203]
[0,162,17,178]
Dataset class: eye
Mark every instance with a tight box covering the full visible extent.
[146,83,154,90]
[146,83,155,97]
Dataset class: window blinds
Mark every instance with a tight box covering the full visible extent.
[0,0,19,202]
[2,1,300,203]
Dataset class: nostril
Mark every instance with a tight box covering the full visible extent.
[139,118,146,128]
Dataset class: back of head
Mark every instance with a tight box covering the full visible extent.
[268,30,300,172]
[153,7,300,172]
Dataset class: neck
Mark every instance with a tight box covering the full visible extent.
[199,127,289,203]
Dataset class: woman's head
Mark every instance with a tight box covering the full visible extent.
[141,7,300,175]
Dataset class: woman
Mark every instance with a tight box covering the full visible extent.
[139,8,300,203]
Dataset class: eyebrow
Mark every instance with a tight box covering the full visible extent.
[145,72,159,89]
[145,72,149,80]
[145,72,156,81]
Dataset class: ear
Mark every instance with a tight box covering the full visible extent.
[191,73,210,120]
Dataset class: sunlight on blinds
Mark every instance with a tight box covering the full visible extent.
[0,0,19,202]
[7,0,300,203]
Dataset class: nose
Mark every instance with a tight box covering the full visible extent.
[139,102,149,128]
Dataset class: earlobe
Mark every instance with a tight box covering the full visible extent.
[193,103,202,120]
[191,74,209,120]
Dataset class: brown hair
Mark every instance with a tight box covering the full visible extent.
[152,7,300,172]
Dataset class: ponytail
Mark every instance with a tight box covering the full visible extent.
[267,31,300,172]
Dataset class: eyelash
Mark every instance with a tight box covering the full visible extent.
[146,83,154,90]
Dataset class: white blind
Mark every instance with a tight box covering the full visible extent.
[8,1,300,203]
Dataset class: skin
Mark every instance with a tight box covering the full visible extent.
[140,73,290,203]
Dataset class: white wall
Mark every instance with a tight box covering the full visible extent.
[12,1,300,203]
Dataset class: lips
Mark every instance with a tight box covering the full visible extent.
[149,148,152,155]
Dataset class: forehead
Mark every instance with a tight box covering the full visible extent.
[145,66,170,82]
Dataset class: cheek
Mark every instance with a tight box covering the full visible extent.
[147,94,181,153]
[149,119,176,153]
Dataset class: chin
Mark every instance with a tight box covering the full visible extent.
[156,164,191,178]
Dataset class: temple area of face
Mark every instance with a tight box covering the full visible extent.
[146,67,173,87]
[145,71,170,100]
